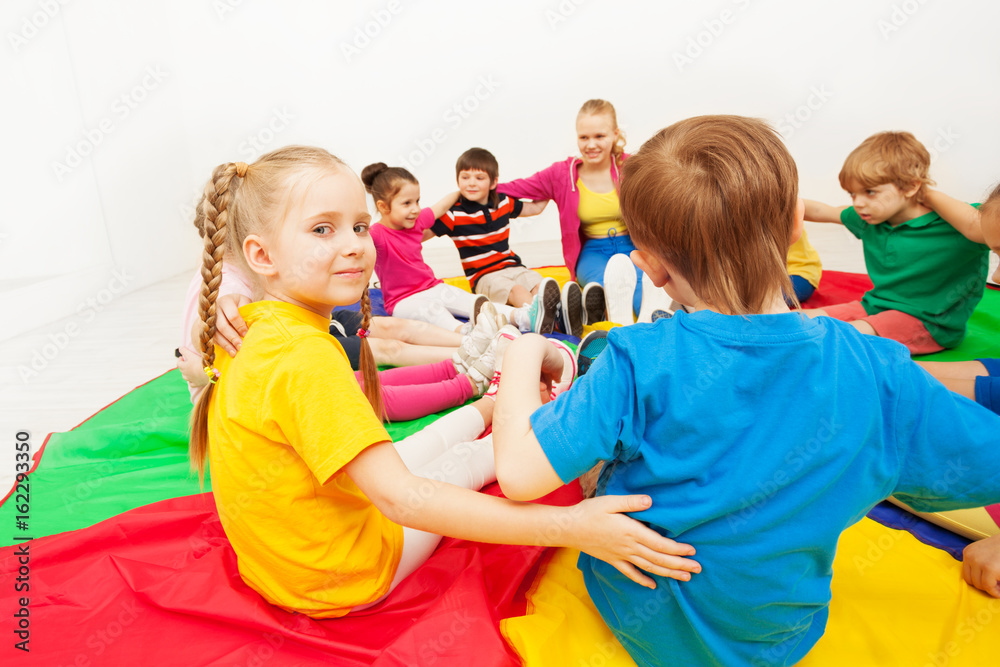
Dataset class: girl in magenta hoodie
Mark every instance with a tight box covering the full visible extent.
[498,99,643,316]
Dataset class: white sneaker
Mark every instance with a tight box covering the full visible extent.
[453,306,500,373]
[603,254,637,326]
[484,326,521,399]
[469,325,520,396]
[548,339,577,400]
[471,294,490,326]
[636,272,676,323]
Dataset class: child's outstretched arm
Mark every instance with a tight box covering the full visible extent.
[428,190,460,220]
[963,534,1000,598]
[803,199,847,224]
[518,200,549,217]
[923,188,985,244]
[344,440,700,588]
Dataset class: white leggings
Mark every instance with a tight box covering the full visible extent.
[373,405,496,602]
[392,283,516,331]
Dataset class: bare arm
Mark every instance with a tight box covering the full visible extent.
[923,189,985,244]
[518,200,549,217]
[803,199,848,224]
[428,190,460,220]
[493,335,567,501]
[344,440,700,587]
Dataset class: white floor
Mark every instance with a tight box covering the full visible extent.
[0,227,867,493]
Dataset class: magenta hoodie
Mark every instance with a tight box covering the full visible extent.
[498,154,628,280]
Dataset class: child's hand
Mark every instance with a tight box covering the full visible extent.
[537,338,565,396]
[572,494,700,589]
[962,534,1000,598]
[177,348,209,388]
[214,293,252,356]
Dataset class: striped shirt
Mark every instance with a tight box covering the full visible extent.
[431,194,525,288]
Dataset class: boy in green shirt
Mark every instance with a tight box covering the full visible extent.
[803,131,990,354]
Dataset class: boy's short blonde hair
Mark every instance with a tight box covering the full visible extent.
[838,131,935,200]
[619,115,797,315]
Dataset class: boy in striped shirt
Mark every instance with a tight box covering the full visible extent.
[431,147,561,333]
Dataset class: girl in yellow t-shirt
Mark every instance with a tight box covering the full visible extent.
[186,146,701,618]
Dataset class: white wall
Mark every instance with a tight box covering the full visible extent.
[4,0,1000,340]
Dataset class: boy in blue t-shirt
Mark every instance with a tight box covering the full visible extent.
[492,116,1000,667]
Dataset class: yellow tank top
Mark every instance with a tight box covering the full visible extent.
[577,179,628,238]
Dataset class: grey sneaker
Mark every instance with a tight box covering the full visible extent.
[527,277,560,334]
[560,281,584,338]
[582,283,606,325]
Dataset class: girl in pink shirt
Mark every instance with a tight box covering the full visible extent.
[363,163,526,331]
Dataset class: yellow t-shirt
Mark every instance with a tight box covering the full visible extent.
[207,300,401,618]
[576,179,628,238]
[787,227,823,288]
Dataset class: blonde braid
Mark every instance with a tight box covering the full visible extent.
[357,286,385,420]
[189,163,243,480]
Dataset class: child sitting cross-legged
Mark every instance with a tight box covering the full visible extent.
[802,131,991,354]
[492,116,1000,667]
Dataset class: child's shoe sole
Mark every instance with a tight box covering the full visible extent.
[582,283,606,325]
[560,281,584,338]
[603,254,636,326]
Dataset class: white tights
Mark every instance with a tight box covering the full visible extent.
[355,405,496,610]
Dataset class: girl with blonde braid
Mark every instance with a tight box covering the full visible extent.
[187,145,699,618]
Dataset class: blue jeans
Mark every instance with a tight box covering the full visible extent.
[576,232,643,314]
[976,358,1000,416]
[788,275,816,304]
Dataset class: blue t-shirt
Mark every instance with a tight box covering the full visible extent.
[530,310,1000,667]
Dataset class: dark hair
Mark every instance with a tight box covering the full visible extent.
[619,115,798,315]
[361,162,418,211]
[456,147,499,207]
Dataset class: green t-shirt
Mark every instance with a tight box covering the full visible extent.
[840,206,989,348]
